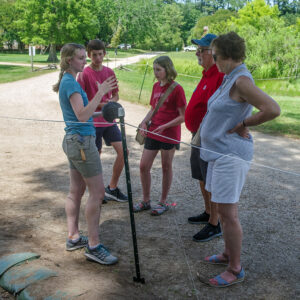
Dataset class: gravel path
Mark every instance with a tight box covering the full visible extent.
[0,58,299,299]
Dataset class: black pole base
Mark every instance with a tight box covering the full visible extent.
[133,276,145,284]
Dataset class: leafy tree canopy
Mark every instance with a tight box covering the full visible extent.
[15,0,99,45]
[231,0,280,30]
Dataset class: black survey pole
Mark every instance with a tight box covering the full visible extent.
[119,114,145,284]
[101,102,144,283]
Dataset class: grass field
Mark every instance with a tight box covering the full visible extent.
[0,51,299,138]
[0,65,57,83]
[0,48,147,65]
[115,51,300,138]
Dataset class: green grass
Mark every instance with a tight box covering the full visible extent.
[255,78,300,97]
[0,48,148,65]
[0,53,54,64]
[0,65,57,83]
[106,48,149,58]
[253,96,300,138]
[115,51,300,138]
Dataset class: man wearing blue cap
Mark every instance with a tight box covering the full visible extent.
[185,33,224,242]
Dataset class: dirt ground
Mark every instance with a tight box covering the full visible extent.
[0,69,299,300]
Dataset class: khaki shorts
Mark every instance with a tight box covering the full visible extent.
[62,134,102,178]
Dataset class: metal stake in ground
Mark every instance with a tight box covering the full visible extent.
[102,102,145,284]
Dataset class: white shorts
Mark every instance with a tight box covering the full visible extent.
[205,155,251,204]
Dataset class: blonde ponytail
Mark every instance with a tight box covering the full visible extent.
[53,69,65,92]
[52,43,85,93]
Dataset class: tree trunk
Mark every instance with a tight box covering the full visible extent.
[47,44,59,63]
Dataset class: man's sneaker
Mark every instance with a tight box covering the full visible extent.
[188,211,210,224]
[105,186,128,202]
[66,235,88,251]
[85,244,118,265]
[193,222,222,242]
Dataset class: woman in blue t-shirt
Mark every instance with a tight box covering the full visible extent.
[53,43,118,265]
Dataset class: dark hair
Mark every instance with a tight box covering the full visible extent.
[211,31,246,62]
[53,43,85,93]
[153,56,177,82]
[87,39,106,54]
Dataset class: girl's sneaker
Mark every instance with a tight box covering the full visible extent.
[66,235,88,251]
[85,244,118,265]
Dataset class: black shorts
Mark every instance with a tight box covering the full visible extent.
[144,137,180,151]
[95,124,122,150]
[190,145,208,183]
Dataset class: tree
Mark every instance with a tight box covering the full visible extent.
[143,2,184,51]
[231,0,280,30]
[109,0,157,47]
[15,0,99,62]
[0,0,23,50]
[178,1,201,45]
[190,9,237,40]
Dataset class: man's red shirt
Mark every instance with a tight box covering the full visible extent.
[185,64,224,133]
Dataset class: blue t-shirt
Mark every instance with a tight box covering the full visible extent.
[59,73,95,136]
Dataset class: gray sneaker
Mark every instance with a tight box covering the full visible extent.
[105,186,128,202]
[85,244,118,265]
[66,235,88,251]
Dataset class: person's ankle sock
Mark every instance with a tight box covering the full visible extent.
[89,243,100,250]
[109,185,117,191]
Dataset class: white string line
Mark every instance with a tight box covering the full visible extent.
[0,115,299,177]
[167,209,200,299]
[125,122,300,178]
[118,63,300,81]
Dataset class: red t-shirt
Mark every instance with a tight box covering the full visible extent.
[147,81,186,144]
[77,66,118,127]
[185,64,224,133]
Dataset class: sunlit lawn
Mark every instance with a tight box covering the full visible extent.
[0,65,57,83]
[0,48,148,65]
[115,51,300,138]
[1,50,299,138]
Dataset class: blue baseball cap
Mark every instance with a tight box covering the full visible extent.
[192,34,217,47]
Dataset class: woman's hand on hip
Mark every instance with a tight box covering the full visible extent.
[228,122,250,138]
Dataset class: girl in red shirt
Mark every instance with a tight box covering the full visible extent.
[133,56,186,215]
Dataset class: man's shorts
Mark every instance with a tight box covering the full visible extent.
[144,137,180,151]
[205,154,251,204]
[62,134,102,178]
[95,124,122,150]
[190,146,208,183]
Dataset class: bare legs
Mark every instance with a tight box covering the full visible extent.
[66,168,105,247]
[199,181,218,226]
[109,141,125,189]
[140,148,175,204]
[140,149,159,203]
[210,203,242,283]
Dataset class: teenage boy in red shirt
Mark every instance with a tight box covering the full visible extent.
[185,34,224,242]
[77,39,128,202]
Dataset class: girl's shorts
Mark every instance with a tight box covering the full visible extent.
[205,154,251,204]
[144,137,180,151]
[62,134,102,178]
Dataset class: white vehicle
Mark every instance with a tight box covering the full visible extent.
[118,44,131,50]
[183,45,197,52]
